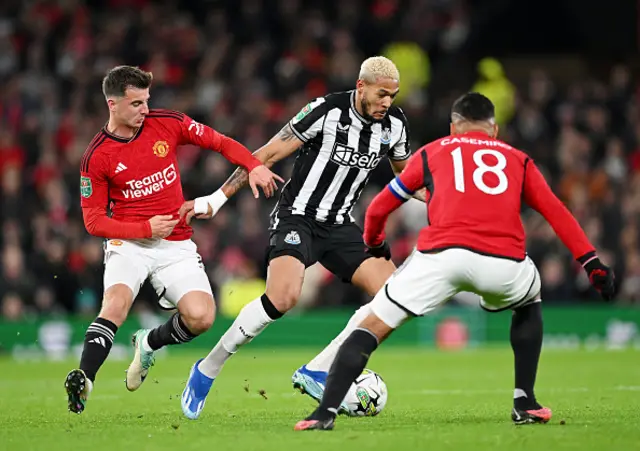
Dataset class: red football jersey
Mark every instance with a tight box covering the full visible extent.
[364,131,594,261]
[80,109,260,241]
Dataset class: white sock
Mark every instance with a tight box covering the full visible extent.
[198,297,275,379]
[305,303,372,372]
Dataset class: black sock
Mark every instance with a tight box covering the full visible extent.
[147,313,197,350]
[311,329,379,420]
[261,294,284,319]
[79,317,118,382]
[511,302,543,410]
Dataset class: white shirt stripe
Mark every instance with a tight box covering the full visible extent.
[277,91,410,224]
[291,108,342,215]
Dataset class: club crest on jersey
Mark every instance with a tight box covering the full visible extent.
[284,231,301,245]
[153,140,170,158]
[80,176,92,198]
[380,127,391,145]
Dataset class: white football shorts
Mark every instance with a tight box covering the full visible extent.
[370,248,541,328]
[103,238,212,309]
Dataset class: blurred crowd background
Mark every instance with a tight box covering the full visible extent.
[0,0,638,320]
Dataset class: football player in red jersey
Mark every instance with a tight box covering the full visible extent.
[65,65,283,414]
[294,92,615,431]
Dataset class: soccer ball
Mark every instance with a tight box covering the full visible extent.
[343,369,388,417]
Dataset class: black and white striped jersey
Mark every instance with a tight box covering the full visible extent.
[271,90,411,226]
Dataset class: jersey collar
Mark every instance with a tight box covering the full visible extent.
[102,122,144,143]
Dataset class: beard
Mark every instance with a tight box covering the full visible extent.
[360,98,383,123]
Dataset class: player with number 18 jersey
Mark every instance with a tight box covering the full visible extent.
[375,132,593,261]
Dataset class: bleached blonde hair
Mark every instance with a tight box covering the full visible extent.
[358,56,400,84]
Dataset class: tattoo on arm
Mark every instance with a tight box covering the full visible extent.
[221,124,297,197]
[273,123,298,142]
[221,166,249,198]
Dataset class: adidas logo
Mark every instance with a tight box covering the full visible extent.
[89,337,107,347]
[115,162,128,174]
[284,230,301,245]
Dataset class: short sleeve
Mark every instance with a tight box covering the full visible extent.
[288,97,328,142]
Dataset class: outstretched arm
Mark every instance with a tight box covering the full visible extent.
[522,160,594,259]
[180,124,302,223]
[523,159,614,299]
[179,115,284,199]
[181,97,327,222]
[221,124,302,198]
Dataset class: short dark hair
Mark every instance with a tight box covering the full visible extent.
[102,66,153,98]
[451,92,495,122]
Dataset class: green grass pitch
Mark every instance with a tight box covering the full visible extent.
[1,348,639,450]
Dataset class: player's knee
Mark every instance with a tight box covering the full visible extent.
[265,283,300,312]
[183,313,214,335]
[265,255,304,312]
[513,300,542,321]
[178,293,216,335]
[99,301,128,326]
[353,258,396,296]
[99,285,133,326]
